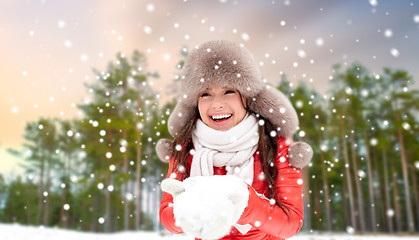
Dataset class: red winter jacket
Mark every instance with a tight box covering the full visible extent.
[159,137,304,240]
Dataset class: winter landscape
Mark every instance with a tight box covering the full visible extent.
[1,0,418,239]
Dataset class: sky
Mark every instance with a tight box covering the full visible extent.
[1,0,419,177]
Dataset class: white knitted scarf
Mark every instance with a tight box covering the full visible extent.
[190,114,259,185]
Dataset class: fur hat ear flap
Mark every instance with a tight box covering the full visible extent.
[156,138,174,163]
[247,86,299,138]
[288,141,313,168]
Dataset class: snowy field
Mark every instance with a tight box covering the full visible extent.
[1,223,418,240]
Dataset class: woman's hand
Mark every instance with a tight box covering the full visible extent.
[161,175,249,239]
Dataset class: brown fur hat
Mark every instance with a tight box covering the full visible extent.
[168,40,298,138]
[158,40,312,168]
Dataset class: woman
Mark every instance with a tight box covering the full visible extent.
[157,40,312,240]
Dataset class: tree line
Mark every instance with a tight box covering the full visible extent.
[0,49,418,234]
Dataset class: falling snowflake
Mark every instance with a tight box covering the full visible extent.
[346,226,355,234]
[384,29,393,38]
[143,26,152,34]
[57,20,66,28]
[387,209,395,217]
[357,170,366,178]
[109,164,116,171]
[369,0,378,7]
[241,32,250,41]
[315,38,324,47]
[297,49,306,58]
[402,122,411,130]
[370,138,378,146]
[390,48,399,57]
[11,106,19,114]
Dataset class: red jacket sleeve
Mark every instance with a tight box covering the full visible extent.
[237,138,304,238]
[159,156,184,234]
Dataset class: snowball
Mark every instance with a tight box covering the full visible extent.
[172,175,248,239]
[98,217,105,224]
[63,204,70,211]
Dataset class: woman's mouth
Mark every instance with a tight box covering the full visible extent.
[211,114,232,122]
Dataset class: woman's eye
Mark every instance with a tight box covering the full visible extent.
[225,90,236,94]
[200,92,210,97]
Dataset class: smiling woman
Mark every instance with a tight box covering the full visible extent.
[157,40,313,240]
[197,86,247,131]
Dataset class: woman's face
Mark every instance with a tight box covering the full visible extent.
[197,85,247,131]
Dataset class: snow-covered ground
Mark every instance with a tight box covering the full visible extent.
[1,223,418,240]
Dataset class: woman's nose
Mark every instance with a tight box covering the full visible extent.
[211,95,224,109]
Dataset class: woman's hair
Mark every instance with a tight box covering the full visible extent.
[171,107,290,215]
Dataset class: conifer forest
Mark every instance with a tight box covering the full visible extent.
[1,49,418,235]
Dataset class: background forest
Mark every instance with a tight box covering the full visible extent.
[0,48,418,235]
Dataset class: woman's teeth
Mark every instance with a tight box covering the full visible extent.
[211,114,231,120]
